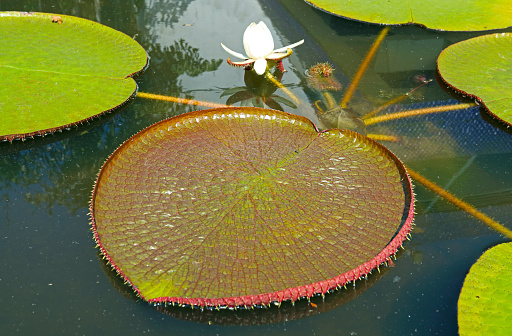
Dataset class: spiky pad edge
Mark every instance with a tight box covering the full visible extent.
[90,108,415,309]
[2,88,140,142]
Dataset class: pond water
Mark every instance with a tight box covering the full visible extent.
[1,0,512,335]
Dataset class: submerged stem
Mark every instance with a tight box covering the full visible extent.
[363,80,433,120]
[340,26,390,109]
[407,167,512,239]
[265,72,302,106]
[364,103,476,126]
[137,92,229,108]
[323,92,337,110]
[366,134,400,142]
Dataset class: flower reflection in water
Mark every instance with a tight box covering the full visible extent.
[221,68,297,111]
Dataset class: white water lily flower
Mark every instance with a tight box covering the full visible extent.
[221,21,304,75]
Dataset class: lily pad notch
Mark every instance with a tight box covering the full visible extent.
[437,33,512,127]
[0,12,149,141]
[90,107,415,309]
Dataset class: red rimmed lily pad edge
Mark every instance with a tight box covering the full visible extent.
[90,108,415,310]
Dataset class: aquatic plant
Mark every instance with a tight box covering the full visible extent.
[438,33,512,127]
[90,107,414,309]
[304,0,512,31]
[458,242,512,335]
[0,12,148,141]
[221,21,304,75]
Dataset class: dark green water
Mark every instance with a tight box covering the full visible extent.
[1,0,511,335]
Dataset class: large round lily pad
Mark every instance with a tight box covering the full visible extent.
[458,242,512,335]
[0,12,148,141]
[305,0,512,31]
[438,33,512,126]
[91,107,414,308]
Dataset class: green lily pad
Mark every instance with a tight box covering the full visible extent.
[458,242,512,335]
[0,12,148,141]
[91,107,414,308]
[305,0,512,31]
[438,33,512,126]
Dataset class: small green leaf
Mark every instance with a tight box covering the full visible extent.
[0,12,148,141]
[305,0,512,31]
[91,107,414,308]
[438,33,512,126]
[458,242,512,335]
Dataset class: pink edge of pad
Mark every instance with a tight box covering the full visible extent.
[89,211,145,299]
[145,171,415,309]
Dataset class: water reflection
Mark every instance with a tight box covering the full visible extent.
[95,246,392,326]
[144,38,222,87]
[142,0,194,29]
[221,68,296,110]
[156,274,383,326]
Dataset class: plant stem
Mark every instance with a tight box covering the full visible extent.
[362,80,433,120]
[364,103,476,126]
[323,92,337,110]
[340,26,390,109]
[366,134,400,142]
[265,72,302,106]
[407,167,512,239]
[137,92,229,108]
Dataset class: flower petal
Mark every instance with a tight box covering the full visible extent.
[266,49,293,60]
[227,58,255,67]
[243,21,274,60]
[273,39,304,53]
[221,43,247,60]
[253,58,268,75]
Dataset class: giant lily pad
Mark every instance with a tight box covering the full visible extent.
[0,12,148,141]
[304,0,512,31]
[458,242,512,335]
[91,107,414,308]
[438,33,512,126]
